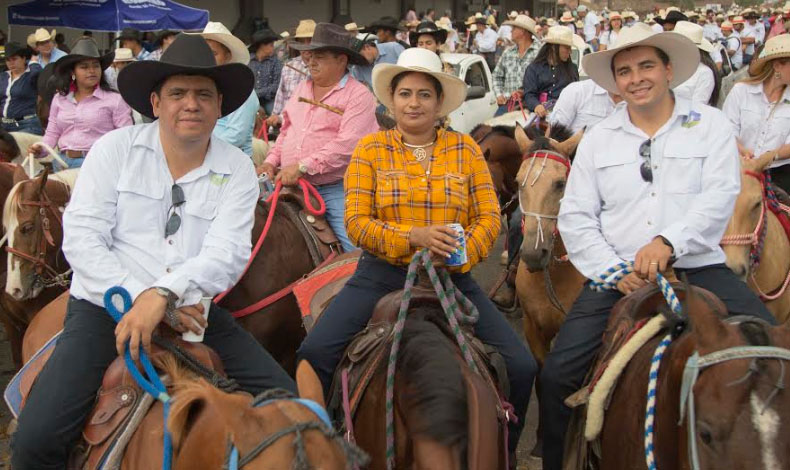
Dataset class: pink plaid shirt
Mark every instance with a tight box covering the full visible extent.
[271,57,309,116]
[264,73,378,185]
[42,87,132,151]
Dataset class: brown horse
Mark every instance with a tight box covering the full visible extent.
[576,286,790,469]
[18,297,362,470]
[510,124,585,456]
[721,152,790,323]
[470,124,523,218]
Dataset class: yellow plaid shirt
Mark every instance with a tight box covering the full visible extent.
[345,129,500,272]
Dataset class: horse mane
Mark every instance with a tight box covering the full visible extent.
[524,123,575,157]
[2,169,79,232]
[398,305,468,449]
[470,123,515,140]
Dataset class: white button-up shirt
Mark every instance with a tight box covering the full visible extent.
[63,122,259,308]
[474,27,499,53]
[549,79,618,133]
[741,24,759,55]
[583,12,600,42]
[703,22,723,42]
[673,63,715,105]
[723,82,790,169]
[558,98,739,280]
[722,33,743,70]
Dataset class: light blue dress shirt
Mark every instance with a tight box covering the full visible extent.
[213,90,259,157]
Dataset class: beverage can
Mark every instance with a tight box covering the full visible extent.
[258,173,274,200]
[445,223,468,266]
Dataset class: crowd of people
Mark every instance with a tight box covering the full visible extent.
[1,3,790,468]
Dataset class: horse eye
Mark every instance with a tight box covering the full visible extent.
[554,180,566,191]
[20,224,34,235]
[699,426,713,446]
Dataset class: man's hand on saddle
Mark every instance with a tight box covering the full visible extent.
[257,162,276,179]
[409,225,460,261]
[633,237,674,283]
[276,163,304,186]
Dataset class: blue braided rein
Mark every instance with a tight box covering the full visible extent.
[103,286,173,470]
[589,262,681,470]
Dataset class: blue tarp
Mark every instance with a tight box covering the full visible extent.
[7,0,209,32]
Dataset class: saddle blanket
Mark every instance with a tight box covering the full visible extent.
[5,330,61,418]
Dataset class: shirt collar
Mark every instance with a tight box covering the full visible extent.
[600,95,692,135]
[132,122,232,177]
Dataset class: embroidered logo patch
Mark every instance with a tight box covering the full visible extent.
[682,110,701,128]
[210,173,230,186]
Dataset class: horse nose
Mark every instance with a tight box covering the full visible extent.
[10,288,23,300]
[730,264,748,280]
[521,248,550,272]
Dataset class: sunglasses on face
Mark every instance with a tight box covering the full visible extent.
[165,184,185,238]
[639,139,653,183]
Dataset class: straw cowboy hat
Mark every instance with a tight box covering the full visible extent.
[673,21,713,52]
[720,21,734,31]
[118,34,253,119]
[750,34,790,74]
[582,23,699,94]
[572,33,587,52]
[503,15,538,35]
[189,22,250,65]
[622,11,636,19]
[372,47,466,117]
[608,11,623,21]
[543,26,574,47]
[560,11,575,23]
[732,15,746,24]
[508,10,519,19]
[112,48,135,62]
[435,17,452,30]
[294,19,317,39]
[26,28,55,48]
[56,38,115,73]
[546,18,558,27]
[345,22,361,33]
[409,21,448,46]
[290,22,367,65]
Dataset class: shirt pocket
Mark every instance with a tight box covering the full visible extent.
[593,151,640,207]
[431,172,469,222]
[662,141,706,194]
[375,170,412,221]
[115,177,166,238]
[183,200,217,241]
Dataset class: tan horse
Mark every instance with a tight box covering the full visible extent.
[721,152,790,323]
[512,124,585,456]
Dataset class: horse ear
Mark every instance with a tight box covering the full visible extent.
[12,165,29,185]
[544,123,552,138]
[686,285,730,352]
[36,167,49,195]
[551,129,585,157]
[514,125,533,155]
[167,383,208,451]
[753,150,776,173]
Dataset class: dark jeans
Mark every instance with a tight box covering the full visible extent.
[297,251,537,452]
[2,116,43,135]
[770,164,790,194]
[12,296,295,470]
[507,207,523,266]
[539,264,776,470]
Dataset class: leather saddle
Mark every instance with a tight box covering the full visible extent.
[14,334,223,470]
[276,186,341,265]
[326,284,510,469]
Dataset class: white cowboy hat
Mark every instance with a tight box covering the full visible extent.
[372,47,467,118]
[345,22,360,32]
[572,33,587,51]
[113,47,135,62]
[508,10,519,19]
[582,23,699,94]
[189,22,250,65]
[608,11,623,21]
[294,19,317,39]
[503,15,538,35]
[673,21,713,52]
[750,34,790,74]
[560,11,575,22]
[543,26,574,47]
[27,28,55,48]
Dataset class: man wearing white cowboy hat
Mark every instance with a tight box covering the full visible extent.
[719,20,743,70]
[104,47,135,91]
[672,21,719,104]
[11,33,295,469]
[576,5,601,50]
[497,10,520,45]
[191,23,261,157]
[559,11,577,34]
[27,27,67,66]
[492,14,541,116]
[258,23,379,252]
[268,19,315,128]
[541,23,776,470]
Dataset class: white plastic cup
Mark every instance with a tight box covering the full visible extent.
[182,297,211,342]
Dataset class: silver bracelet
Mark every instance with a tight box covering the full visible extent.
[165,307,181,329]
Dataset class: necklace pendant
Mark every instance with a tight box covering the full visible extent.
[413,147,427,161]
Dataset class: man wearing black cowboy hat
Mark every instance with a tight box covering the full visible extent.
[11,33,295,469]
[656,10,689,31]
[474,15,499,70]
[258,23,378,253]
[117,27,151,60]
[408,21,448,52]
[149,30,178,61]
[248,28,282,114]
[367,15,409,53]
[0,41,43,135]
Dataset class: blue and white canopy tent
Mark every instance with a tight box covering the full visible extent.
[7,0,209,32]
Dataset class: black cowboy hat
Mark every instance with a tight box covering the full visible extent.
[290,23,367,65]
[4,42,31,60]
[55,38,115,73]
[367,16,407,32]
[117,27,143,43]
[154,30,178,47]
[248,28,279,51]
[656,10,688,25]
[117,34,254,119]
[408,21,448,46]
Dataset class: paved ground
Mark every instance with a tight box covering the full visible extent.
[0,230,542,469]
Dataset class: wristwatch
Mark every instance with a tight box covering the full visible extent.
[656,235,674,254]
[153,287,179,327]
[298,162,309,174]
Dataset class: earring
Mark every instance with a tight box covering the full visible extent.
[71,74,75,81]
[776,72,782,79]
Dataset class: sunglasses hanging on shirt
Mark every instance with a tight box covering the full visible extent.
[165,184,185,238]
[639,139,653,183]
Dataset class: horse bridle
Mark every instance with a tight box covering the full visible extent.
[720,170,790,300]
[5,182,72,288]
[518,150,571,251]
[679,344,790,470]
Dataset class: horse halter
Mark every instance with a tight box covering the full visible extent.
[518,150,571,250]
[5,181,71,288]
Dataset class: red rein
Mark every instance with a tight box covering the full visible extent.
[213,179,326,317]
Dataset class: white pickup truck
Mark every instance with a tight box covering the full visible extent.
[441,53,498,134]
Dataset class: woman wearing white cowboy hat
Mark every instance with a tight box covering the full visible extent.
[542,23,776,470]
[191,23,261,157]
[598,11,622,51]
[672,21,721,106]
[27,27,67,67]
[295,47,537,468]
[723,33,790,191]
[522,26,579,117]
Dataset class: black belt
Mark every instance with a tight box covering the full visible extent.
[1,114,36,124]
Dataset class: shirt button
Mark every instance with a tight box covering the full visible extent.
[168,239,174,245]
[647,221,653,226]
[651,192,656,197]
[166,267,172,273]
[653,164,658,170]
